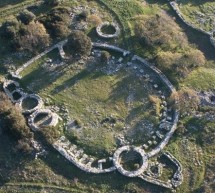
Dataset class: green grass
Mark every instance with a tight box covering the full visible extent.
[96,0,159,49]
[20,54,163,157]
[181,67,215,91]
[18,47,170,156]
[178,0,215,32]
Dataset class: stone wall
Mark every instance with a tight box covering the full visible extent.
[112,146,148,177]
[13,39,68,77]
[28,109,59,131]
[53,136,116,174]
[17,94,43,114]
[92,43,130,56]
[169,1,215,49]
[96,22,120,39]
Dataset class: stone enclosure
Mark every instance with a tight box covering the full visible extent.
[4,20,183,190]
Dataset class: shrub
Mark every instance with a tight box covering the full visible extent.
[100,51,111,63]
[87,14,102,26]
[40,126,60,144]
[15,21,50,52]
[39,7,71,40]
[16,139,34,153]
[0,92,34,152]
[135,11,206,79]
[177,88,200,117]
[17,9,36,25]
[1,19,50,52]
[65,30,92,56]
[135,12,188,50]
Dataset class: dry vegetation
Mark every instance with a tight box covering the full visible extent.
[135,11,206,78]
[0,91,33,153]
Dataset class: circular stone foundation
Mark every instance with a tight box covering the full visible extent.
[28,109,59,131]
[3,80,19,93]
[96,22,120,39]
[11,89,25,102]
[113,146,148,177]
[18,94,43,114]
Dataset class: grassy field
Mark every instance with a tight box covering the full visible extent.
[0,0,215,193]
[181,67,215,91]
[19,50,164,157]
[178,0,215,32]
[96,0,159,49]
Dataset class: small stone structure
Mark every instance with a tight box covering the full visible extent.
[17,94,43,114]
[96,22,120,39]
[113,146,148,177]
[163,152,183,188]
[139,151,183,189]
[3,79,59,131]
[28,109,59,131]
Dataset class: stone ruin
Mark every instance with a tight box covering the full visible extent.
[17,94,43,114]
[3,79,59,131]
[96,22,120,39]
[198,91,215,107]
[113,146,148,177]
[51,43,182,190]
[28,109,59,131]
[5,39,183,190]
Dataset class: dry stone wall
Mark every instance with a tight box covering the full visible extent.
[170,1,215,49]
[96,22,120,39]
[5,40,183,190]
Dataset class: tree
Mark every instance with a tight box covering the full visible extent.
[0,92,34,153]
[17,9,36,25]
[39,7,71,40]
[135,12,188,50]
[15,21,50,52]
[65,30,92,56]
[44,0,63,6]
[1,19,20,39]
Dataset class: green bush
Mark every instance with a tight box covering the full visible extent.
[65,30,92,56]
[39,7,71,40]
[17,9,36,25]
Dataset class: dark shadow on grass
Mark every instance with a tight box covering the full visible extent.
[51,69,89,95]
[21,63,68,93]
[0,133,32,186]
[40,145,167,193]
